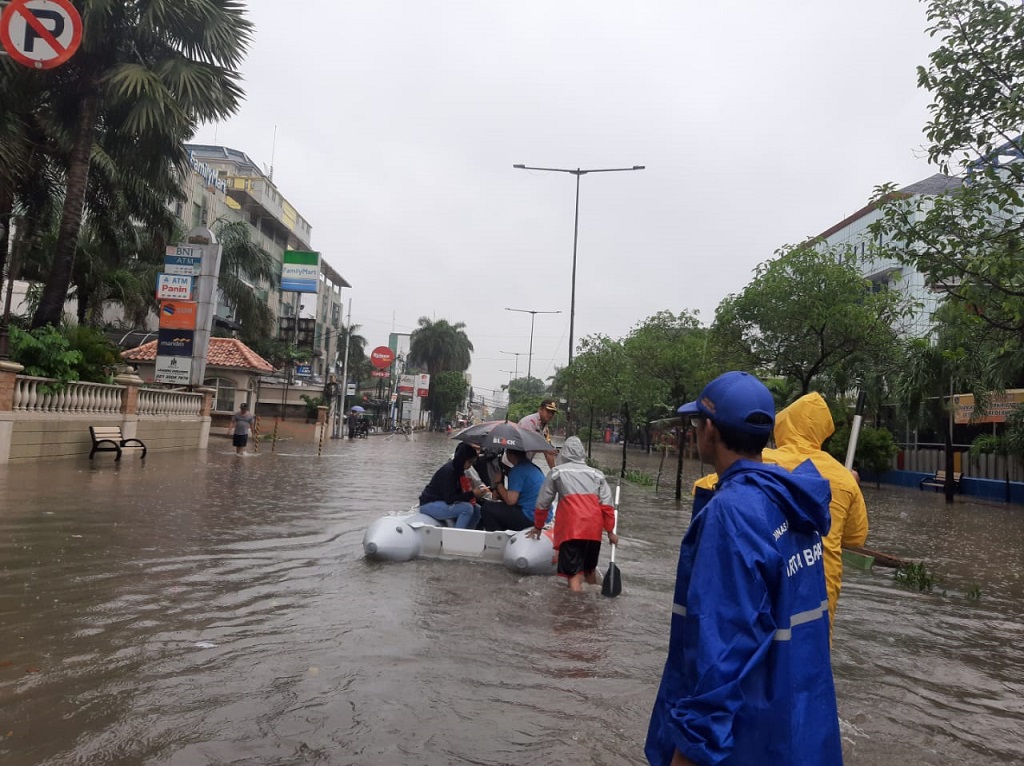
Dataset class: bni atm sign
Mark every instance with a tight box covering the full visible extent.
[156,273,194,300]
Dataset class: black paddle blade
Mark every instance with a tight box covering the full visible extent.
[601,561,622,597]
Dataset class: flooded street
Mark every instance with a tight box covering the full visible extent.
[1,434,1022,765]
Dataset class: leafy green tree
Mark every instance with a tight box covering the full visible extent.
[430,371,469,423]
[26,0,253,328]
[623,310,710,417]
[872,0,1024,336]
[711,243,909,395]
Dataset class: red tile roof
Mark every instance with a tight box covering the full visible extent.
[122,338,275,373]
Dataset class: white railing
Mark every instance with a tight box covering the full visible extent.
[137,388,203,416]
[13,376,123,414]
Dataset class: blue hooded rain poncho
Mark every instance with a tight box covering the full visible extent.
[646,458,843,766]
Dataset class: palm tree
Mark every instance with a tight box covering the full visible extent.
[409,317,474,426]
[214,219,279,342]
[408,317,474,378]
[29,0,252,328]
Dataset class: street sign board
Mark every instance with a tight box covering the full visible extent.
[295,364,312,376]
[416,373,430,397]
[954,390,1024,424]
[163,254,202,276]
[156,273,193,301]
[154,355,192,385]
[370,346,395,369]
[158,300,198,330]
[157,328,194,357]
[398,374,414,394]
[370,369,390,378]
[281,250,320,293]
[0,0,83,70]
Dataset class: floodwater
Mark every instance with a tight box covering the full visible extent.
[0,433,1021,765]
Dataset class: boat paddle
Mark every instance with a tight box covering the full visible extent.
[601,480,622,597]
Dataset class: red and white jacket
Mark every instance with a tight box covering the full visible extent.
[534,437,615,548]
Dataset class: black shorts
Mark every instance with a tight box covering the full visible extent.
[557,539,602,578]
[232,434,249,448]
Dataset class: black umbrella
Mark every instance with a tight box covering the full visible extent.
[453,420,552,454]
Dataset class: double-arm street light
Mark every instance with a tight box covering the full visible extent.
[504,307,561,381]
[499,350,526,381]
[512,164,645,368]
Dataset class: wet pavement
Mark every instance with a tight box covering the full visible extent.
[1,432,1022,765]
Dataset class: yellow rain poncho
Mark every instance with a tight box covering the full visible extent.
[692,393,868,635]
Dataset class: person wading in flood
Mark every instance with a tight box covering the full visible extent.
[232,402,255,456]
[646,371,842,766]
[693,391,868,640]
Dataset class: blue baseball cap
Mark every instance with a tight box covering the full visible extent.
[677,371,775,435]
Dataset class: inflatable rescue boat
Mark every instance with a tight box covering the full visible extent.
[362,511,557,576]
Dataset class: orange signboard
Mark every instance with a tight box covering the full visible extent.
[953,390,1024,424]
[159,300,198,330]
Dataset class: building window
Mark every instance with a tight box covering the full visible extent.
[205,377,237,413]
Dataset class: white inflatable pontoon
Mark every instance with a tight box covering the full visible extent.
[362,511,557,576]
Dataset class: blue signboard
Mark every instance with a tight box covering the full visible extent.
[157,328,195,357]
[163,254,202,276]
[295,364,312,376]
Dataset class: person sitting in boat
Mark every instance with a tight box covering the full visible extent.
[418,442,489,529]
[478,449,546,531]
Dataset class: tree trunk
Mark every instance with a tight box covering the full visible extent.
[31,93,97,329]
[0,189,11,289]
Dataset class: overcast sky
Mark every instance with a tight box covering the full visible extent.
[192,1,939,405]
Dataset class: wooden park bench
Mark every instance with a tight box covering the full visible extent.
[89,426,147,461]
[919,470,961,492]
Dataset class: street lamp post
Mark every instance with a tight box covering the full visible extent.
[504,307,561,381]
[499,369,515,408]
[499,350,526,381]
[512,164,645,368]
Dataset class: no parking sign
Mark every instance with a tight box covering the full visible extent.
[0,0,82,70]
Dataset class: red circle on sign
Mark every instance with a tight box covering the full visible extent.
[1,0,83,70]
[370,346,395,369]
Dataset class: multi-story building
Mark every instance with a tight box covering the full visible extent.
[814,173,961,339]
[180,145,350,378]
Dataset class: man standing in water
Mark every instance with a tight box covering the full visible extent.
[519,398,558,469]
[646,372,842,766]
[232,402,255,456]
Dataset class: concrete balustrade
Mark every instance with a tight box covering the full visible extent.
[0,367,212,463]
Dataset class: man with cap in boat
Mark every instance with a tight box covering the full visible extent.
[646,371,842,766]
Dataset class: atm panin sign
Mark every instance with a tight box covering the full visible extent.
[281,251,320,293]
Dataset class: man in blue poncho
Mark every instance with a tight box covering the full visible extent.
[646,371,843,766]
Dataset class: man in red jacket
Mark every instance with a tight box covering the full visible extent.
[526,436,618,591]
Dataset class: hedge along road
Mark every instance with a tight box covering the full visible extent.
[0,432,1021,765]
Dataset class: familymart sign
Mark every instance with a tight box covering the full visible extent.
[281,250,320,293]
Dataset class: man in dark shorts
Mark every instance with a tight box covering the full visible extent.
[232,402,255,455]
[526,437,618,591]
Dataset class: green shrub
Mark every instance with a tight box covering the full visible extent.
[827,422,899,476]
[9,326,84,387]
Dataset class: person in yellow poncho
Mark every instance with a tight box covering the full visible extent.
[693,392,868,637]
